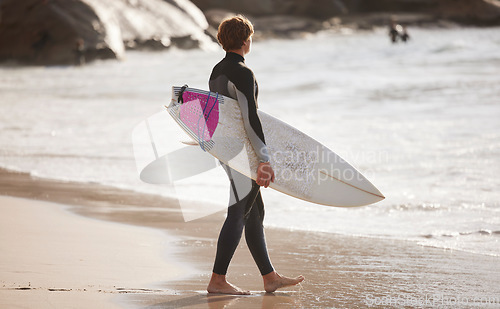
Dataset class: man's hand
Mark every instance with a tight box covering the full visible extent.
[256,162,275,188]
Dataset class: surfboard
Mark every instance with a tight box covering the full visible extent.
[166,86,384,207]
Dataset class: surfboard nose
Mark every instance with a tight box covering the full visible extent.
[371,186,385,200]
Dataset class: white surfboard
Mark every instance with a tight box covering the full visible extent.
[167,86,384,207]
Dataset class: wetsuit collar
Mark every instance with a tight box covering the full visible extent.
[225,52,245,62]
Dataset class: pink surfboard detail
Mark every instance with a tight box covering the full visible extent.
[179,91,219,141]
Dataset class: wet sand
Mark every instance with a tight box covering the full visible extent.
[1,168,499,308]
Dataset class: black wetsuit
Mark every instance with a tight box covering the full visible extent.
[209,52,274,276]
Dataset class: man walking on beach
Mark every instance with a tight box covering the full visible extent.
[206,15,304,295]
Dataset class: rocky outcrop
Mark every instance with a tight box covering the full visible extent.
[191,0,349,19]
[0,0,216,66]
[435,0,500,25]
[0,0,121,65]
[1,0,499,66]
[85,0,215,50]
[350,0,500,25]
[352,0,437,13]
[204,9,325,39]
[192,0,500,25]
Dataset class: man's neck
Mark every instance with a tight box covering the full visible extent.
[227,48,245,58]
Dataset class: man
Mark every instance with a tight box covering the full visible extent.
[207,15,304,295]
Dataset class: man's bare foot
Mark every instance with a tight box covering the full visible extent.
[207,273,250,295]
[263,271,305,293]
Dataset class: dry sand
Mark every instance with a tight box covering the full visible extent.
[1,168,499,308]
[0,196,189,309]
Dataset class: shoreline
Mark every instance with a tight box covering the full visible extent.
[1,167,499,308]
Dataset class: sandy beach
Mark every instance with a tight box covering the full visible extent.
[1,168,499,308]
[0,195,190,309]
[2,21,500,308]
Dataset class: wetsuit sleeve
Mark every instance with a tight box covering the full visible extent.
[228,69,270,163]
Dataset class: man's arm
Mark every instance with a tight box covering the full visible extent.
[228,69,270,163]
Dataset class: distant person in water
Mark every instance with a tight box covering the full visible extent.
[75,38,85,66]
[400,26,410,43]
[206,15,304,295]
[389,20,400,43]
[388,19,410,44]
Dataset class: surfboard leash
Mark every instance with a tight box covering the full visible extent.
[196,91,212,151]
[200,92,219,150]
[177,84,189,103]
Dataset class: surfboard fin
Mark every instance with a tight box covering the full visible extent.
[181,140,199,146]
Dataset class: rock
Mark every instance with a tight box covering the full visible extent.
[189,0,275,16]
[0,0,123,66]
[204,9,328,40]
[436,0,500,25]
[347,0,500,25]
[193,0,500,26]
[352,0,437,13]
[0,0,216,66]
[279,0,349,19]
[165,0,210,29]
[204,9,237,29]
[252,15,324,39]
[191,0,349,18]
[84,0,215,51]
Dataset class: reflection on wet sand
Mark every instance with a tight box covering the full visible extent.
[146,291,301,309]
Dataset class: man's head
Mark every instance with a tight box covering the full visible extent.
[217,15,254,52]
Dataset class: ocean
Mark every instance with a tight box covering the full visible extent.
[1,26,499,257]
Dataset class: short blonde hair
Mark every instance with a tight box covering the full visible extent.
[217,15,254,51]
